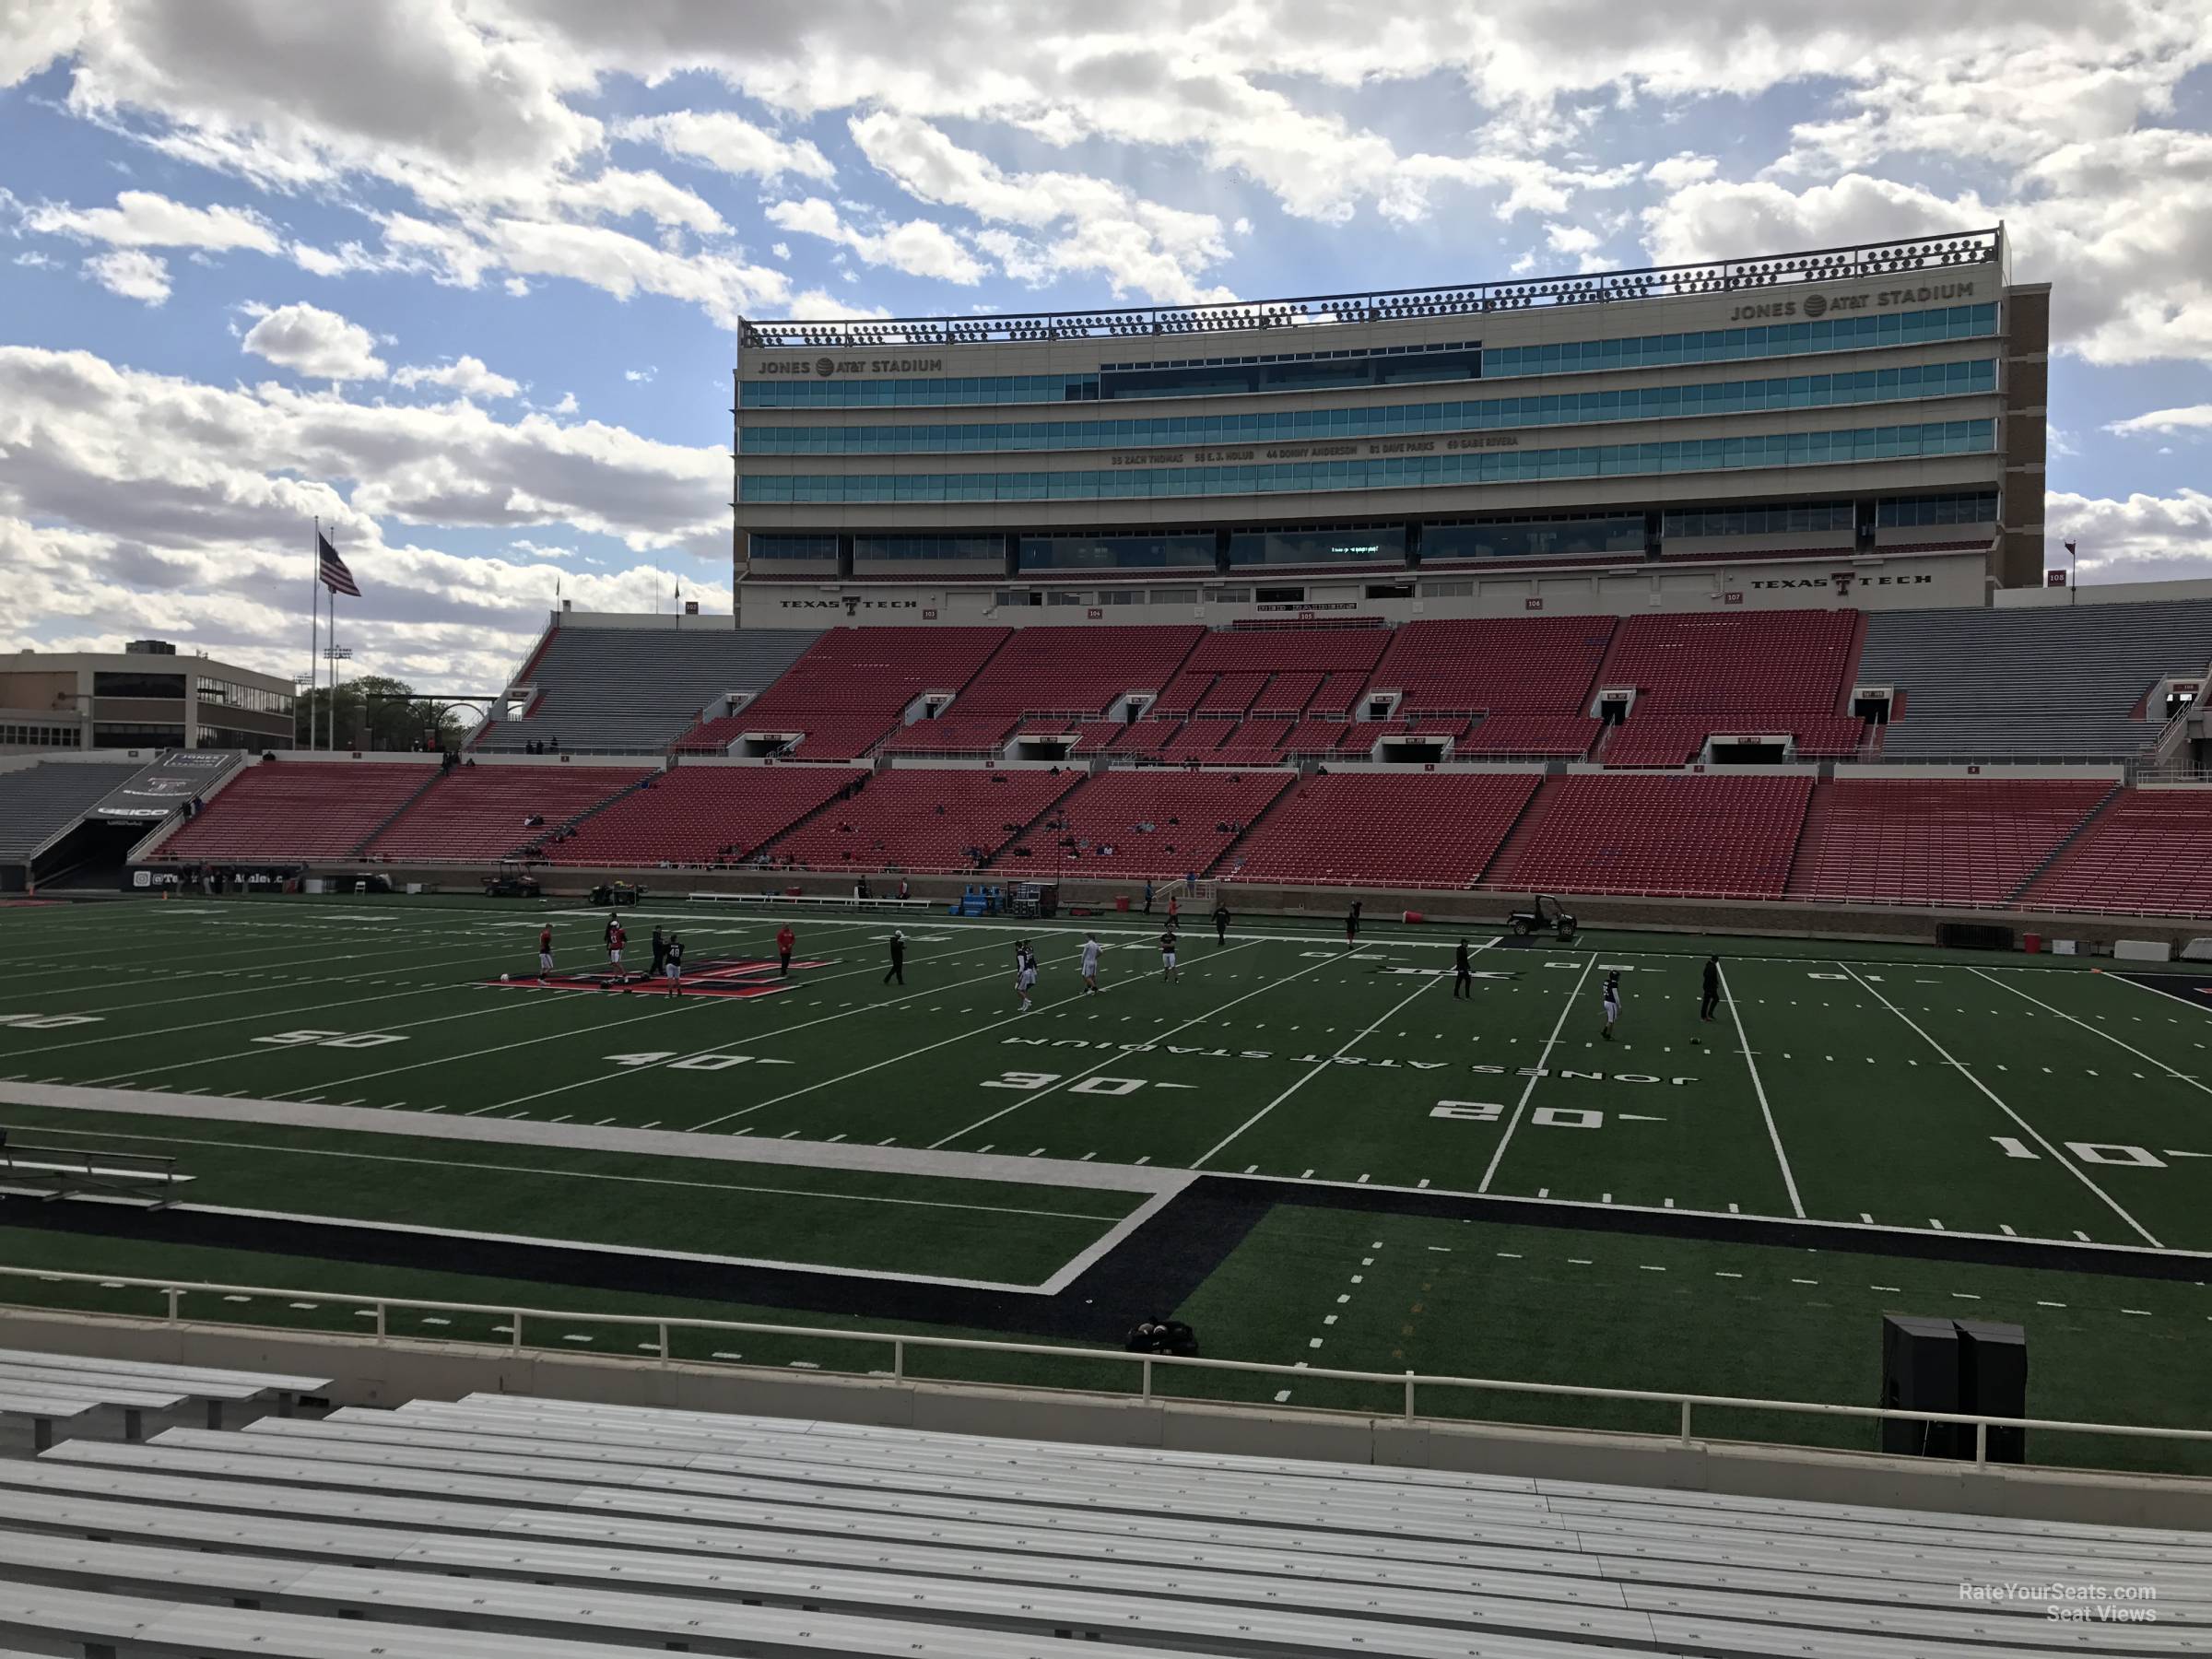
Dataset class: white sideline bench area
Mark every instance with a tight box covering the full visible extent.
[0,1348,326,1456]
[0,1394,2200,1656]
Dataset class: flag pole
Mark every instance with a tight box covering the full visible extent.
[309,518,320,753]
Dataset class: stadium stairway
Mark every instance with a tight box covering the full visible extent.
[344,761,449,857]
[2003,783,2130,905]
[0,1394,2200,1656]
[520,765,664,859]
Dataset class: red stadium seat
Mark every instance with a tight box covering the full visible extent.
[364,764,653,863]
[1485,773,1814,899]
[996,771,1293,881]
[2024,790,2212,915]
[156,761,438,862]
[1229,772,1539,889]
[767,769,1080,874]
[546,765,867,866]
[1788,779,2113,907]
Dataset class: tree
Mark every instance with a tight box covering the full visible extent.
[294,674,468,751]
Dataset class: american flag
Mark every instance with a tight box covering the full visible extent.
[317,532,360,597]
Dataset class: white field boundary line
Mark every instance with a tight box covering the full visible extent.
[1198,1168,2212,1263]
[1838,962,2162,1249]
[688,934,1274,1135]
[0,1081,1184,1196]
[1479,953,1597,1194]
[117,1200,1065,1295]
[5,1125,1128,1223]
[1038,1183,1192,1294]
[921,937,1320,1150]
[1971,968,2212,1101]
[2105,970,2212,1021]
[1190,939,1486,1170]
[494,930,1056,1119]
[1724,964,1805,1218]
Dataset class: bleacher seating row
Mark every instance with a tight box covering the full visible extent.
[0,1392,2195,1657]
[0,761,143,864]
[153,752,2212,912]
[477,601,2212,772]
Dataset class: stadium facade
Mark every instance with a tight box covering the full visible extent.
[732,228,2043,629]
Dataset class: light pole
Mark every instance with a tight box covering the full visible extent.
[321,644,353,749]
[2063,538,2078,606]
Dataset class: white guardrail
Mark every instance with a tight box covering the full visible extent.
[3,1266,2207,1474]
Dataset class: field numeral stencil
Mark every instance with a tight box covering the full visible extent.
[1991,1135,2171,1169]
[0,1013,100,1030]
[982,1070,1153,1096]
[1431,1100,1606,1129]
[252,1030,406,1049]
[605,1051,792,1071]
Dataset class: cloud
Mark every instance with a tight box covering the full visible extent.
[845,112,1230,300]
[0,343,731,683]
[2046,487,2212,583]
[618,109,834,183]
[20,188,283,254]
[2106,405,2212,439]
[85,248,171,303]
[1646,152,1718,191]
[623,366,656,382]
[239,300,389,381]
[764,194,986,285]
[392,354,521,399]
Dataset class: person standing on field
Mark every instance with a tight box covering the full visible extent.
[1159,926,1180,982]
[1212,901,1230,946]
[1344,900,1362,947]
[1453,938,1474,999]
[1601,971,1623,1041]
[1080,932,1101,994]
[776,924,795,978]
[664,935,684,995]
[884,929,906,985]
[537,924,554,982]
[1700,955,1722,1023]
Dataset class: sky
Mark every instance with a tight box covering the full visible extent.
[2,0,2210,696]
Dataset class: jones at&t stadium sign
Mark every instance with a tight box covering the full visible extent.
[756,356,946,377]
[1727,278,1980,324]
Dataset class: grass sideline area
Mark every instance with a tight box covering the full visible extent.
[2,891,2208,1473]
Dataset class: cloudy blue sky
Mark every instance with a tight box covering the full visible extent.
[2,0,2210,690]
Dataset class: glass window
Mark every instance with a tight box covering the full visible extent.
[93,671,185,700]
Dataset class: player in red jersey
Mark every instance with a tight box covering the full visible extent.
[536,924,554,981]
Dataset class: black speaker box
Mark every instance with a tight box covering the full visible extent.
[1956,1320,2029,1464]
[1880,1314,1963,1457]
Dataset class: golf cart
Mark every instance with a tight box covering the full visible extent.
[589,880,646,906]
[1507,894,1578,942]
[481,867,542,899]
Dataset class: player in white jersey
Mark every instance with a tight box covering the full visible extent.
[1600,971,1622,1041]
[1159,927,1179,982]
[1079,934,1101,994]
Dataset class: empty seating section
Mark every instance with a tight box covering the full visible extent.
[1280,718,1354,755]
[6,1392,2170,1659]
[1158,722,1232,762]
[1194,673,1265,714]
[481,625,820,752]
[363,765,650,862]
[1458,714,1602,757]
[156,761,433,861]
[1488,774,1815,898]
[1334,718,1410,756]
[1787,779,2113,907]
[1001,771,1291,880]
[1107,715,1182,755]
[543,765,865,866]
[1305,672,1362,717]
[2026,789,2212,914]
[1363,616,1616,714]
[1601,609,1861,714]
[732,626,1009,759]
[1150,671,1214,718]
[877,711,1019,755]
[0,762,141,860]
[1859,600,2212,758]
[941,624,1202,718]
[1068,719,1131,752]
[1252,670,1323,716]
[767,768,1077,873]
[1212,719,1296,763]
[1230,772,1538,888]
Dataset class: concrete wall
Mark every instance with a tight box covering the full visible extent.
[4,1309,2204,1531]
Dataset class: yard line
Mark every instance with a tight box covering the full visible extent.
[1974,968,2212,1100]
[924,938,1324,1150]
[1722,964,1804,1218]
[1191,955,1462,1169]
[1838,962,2161,1249]
[491,931,1033,1119]
[1480,952,1596,1194]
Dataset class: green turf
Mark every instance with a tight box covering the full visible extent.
[4,892,2211,1476]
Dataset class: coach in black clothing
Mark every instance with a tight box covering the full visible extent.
[1700,955,1722,1022]
[1453,939,1474,999]
[884,930,906,985]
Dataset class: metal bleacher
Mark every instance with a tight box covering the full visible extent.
[0,1347,325,1456]
[0,1394,2199,1654]
[1860,599,2212,759]
[476,625,823,753]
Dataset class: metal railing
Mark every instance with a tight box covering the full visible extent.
[742,229,2003,346]
[3,1265,2206,1475]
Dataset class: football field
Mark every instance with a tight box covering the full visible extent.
[2,892,2208,1471]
